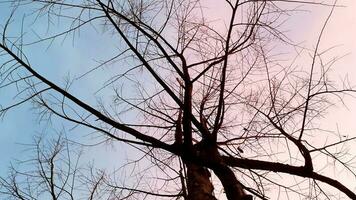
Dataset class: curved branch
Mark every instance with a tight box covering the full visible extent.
[222,156,356,199]
[0,43,174,153]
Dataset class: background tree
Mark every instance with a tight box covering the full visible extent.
[1,0,356,199]
[0,135,96,200]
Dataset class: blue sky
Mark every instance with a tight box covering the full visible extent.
[0,1,131,177]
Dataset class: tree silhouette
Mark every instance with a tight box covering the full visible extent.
[1,0,356,199]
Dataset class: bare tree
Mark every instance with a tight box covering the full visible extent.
[1,0,356,199]
[0,133,145,200]
[1,135,85,200]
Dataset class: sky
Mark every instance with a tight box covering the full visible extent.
[0,0,356,199]
[204,0,356,197]
[0,1,131,175]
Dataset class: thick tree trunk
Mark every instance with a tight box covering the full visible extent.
[212,164,252,200]
[184,141,251,200]
[186,162,216,200]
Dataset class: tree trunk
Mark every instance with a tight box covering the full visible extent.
[212,164,252,200]
[186,162,216,200]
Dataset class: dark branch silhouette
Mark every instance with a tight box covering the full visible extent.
[1,0,356,199]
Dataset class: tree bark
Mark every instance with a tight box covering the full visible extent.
[186,162,216,200]
[212,164,252,200]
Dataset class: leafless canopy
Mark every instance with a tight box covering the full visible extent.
[1,0,356,199]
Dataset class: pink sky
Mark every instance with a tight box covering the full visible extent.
[203,1,356,198]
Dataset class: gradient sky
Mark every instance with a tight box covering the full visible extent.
[0,0,356,198]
